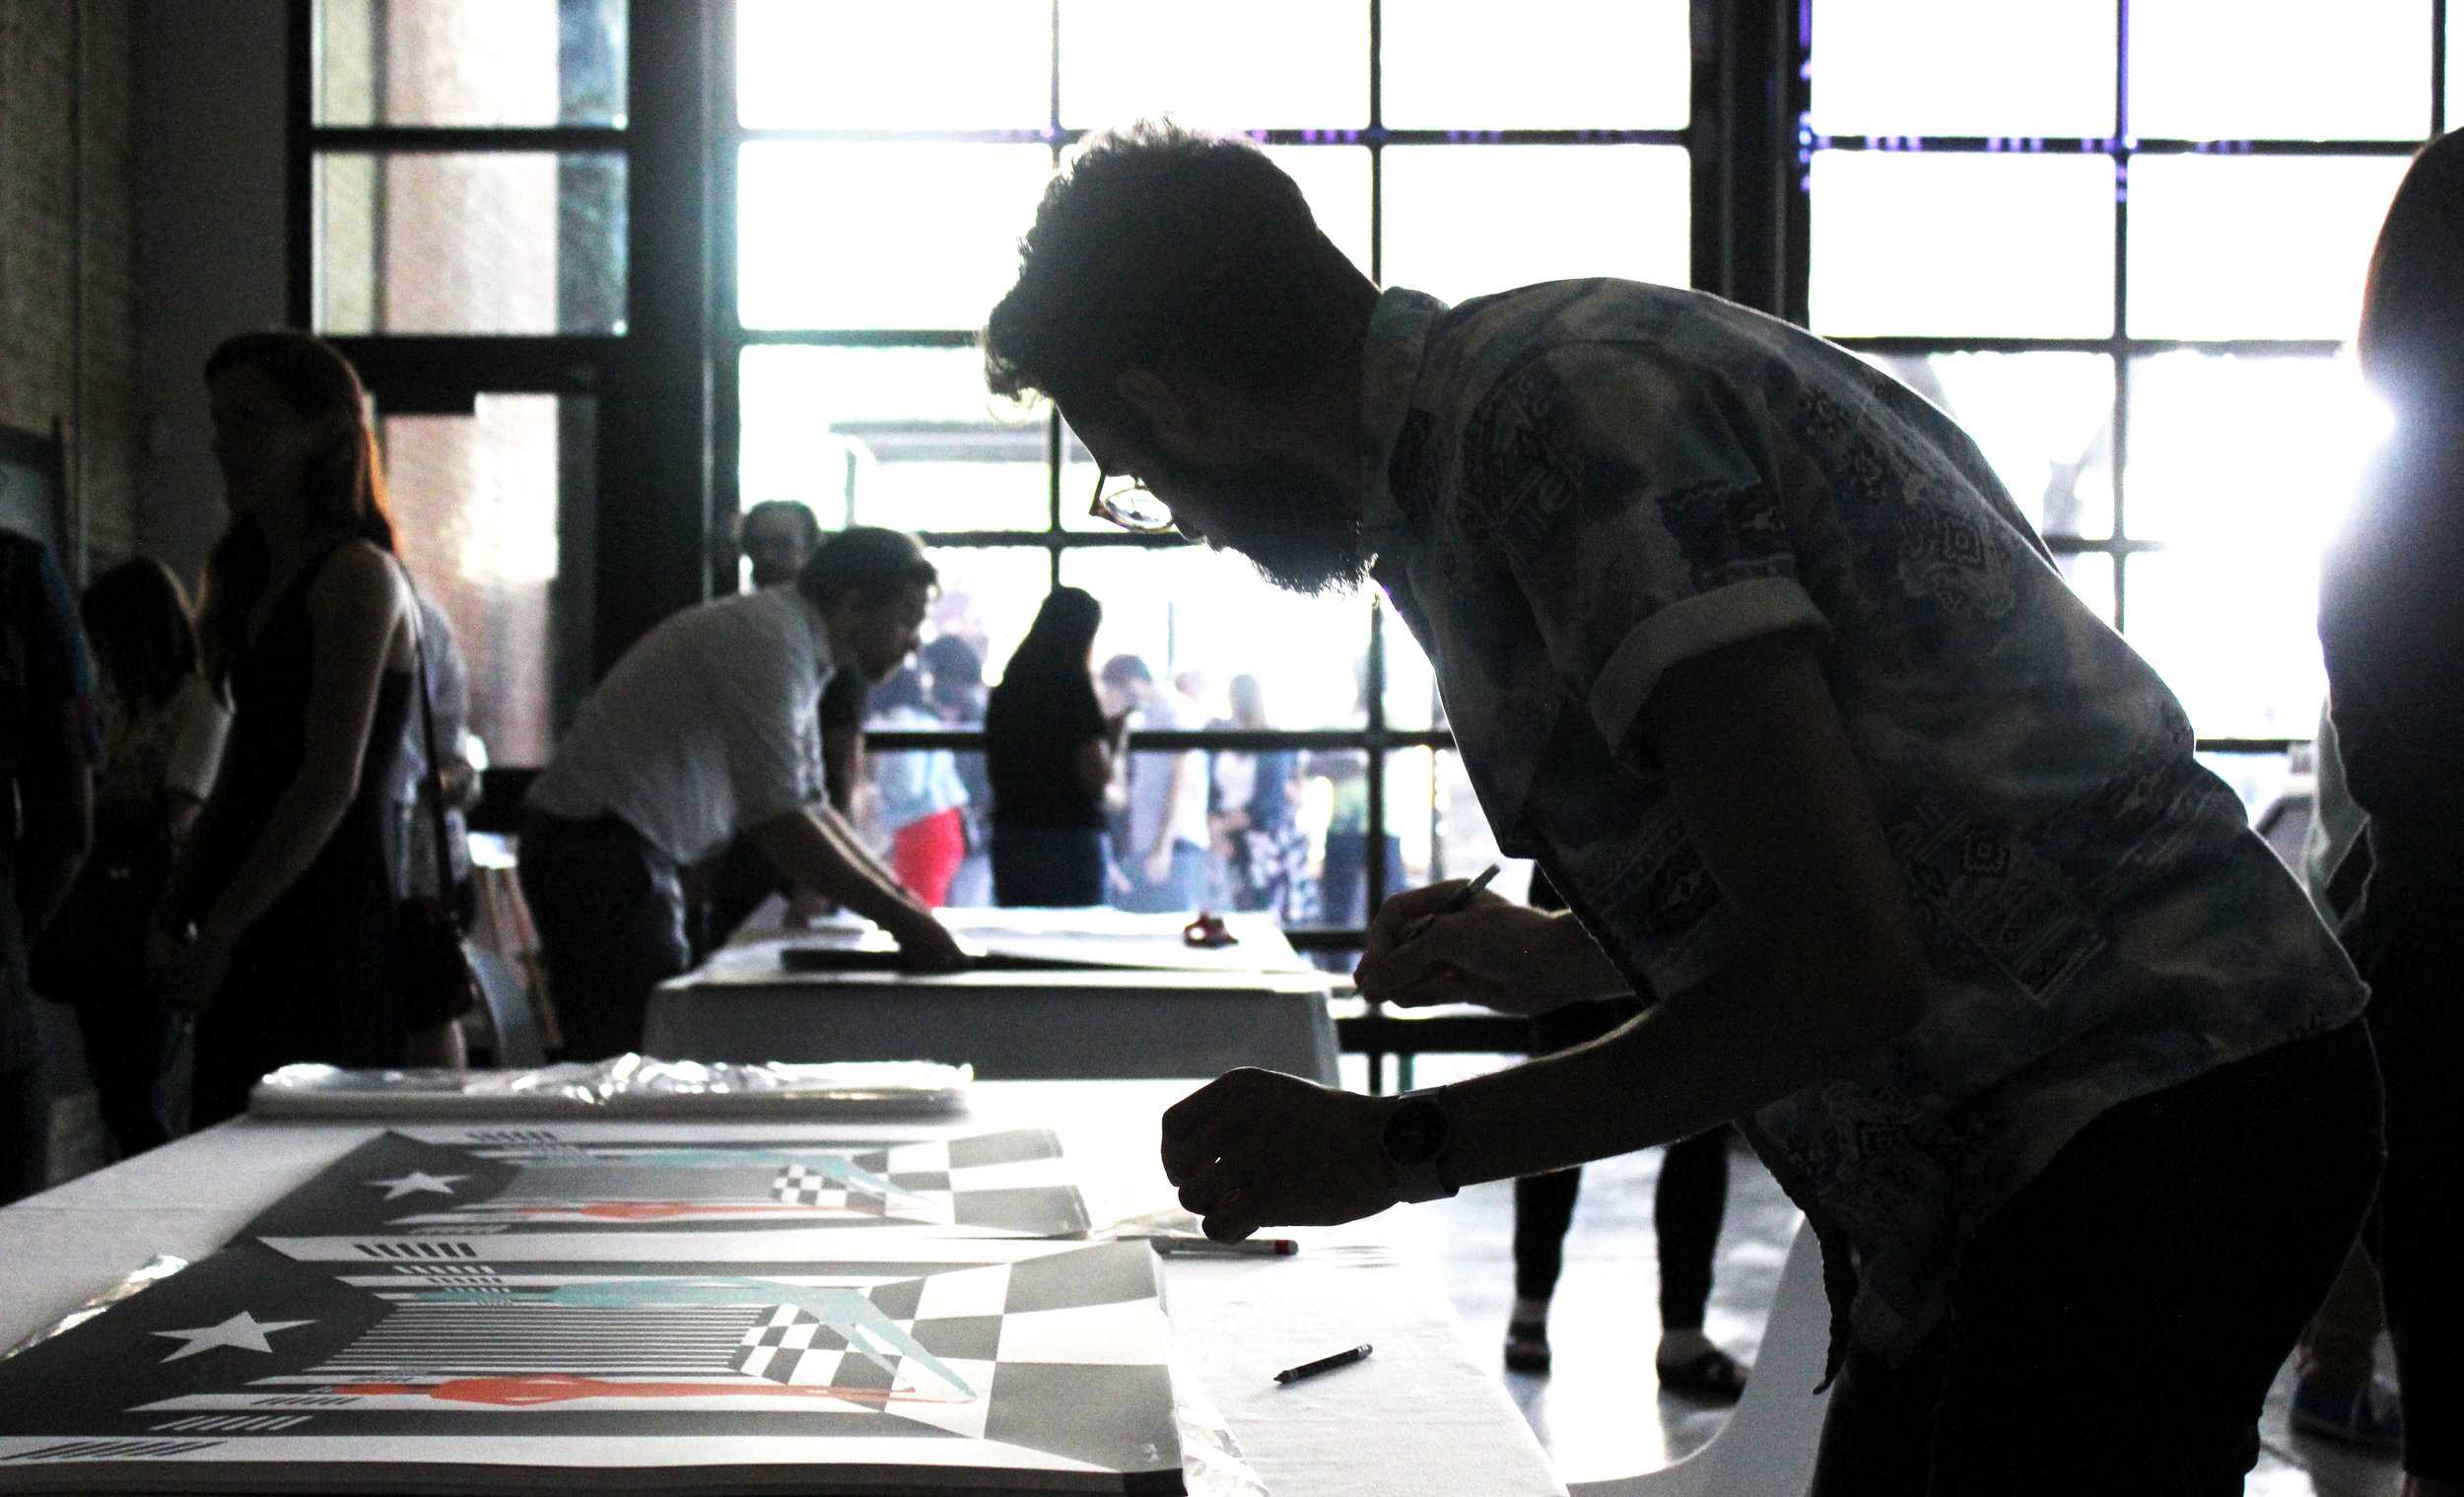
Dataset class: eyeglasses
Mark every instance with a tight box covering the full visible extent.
[1090,467,1178,533]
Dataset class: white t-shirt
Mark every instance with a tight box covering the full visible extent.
[1124,689,1210,855]
[527,587,833,864]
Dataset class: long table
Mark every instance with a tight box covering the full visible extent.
[645,911,1343,1084]
[0,1079,1563,1495]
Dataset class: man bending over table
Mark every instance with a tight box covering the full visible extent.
[521,526,966,1060]
[983,121,2380,1495]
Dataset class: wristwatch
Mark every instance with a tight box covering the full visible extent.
[1382,1088,1458,1203]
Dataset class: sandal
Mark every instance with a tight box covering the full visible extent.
[1503,1317,1551,1375]
[1656,1346,1750,1401]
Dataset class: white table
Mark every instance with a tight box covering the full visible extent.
[1,1080,1561,1496]
[646,929,1343,1086]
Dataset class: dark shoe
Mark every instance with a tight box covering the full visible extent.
[2291,1370,2403,1452]
[1657,1346,1750,1401]
[1503,1317,1550,1374]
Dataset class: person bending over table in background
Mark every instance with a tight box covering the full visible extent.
[520,526,966,1061]
[985,121,2380,1495]
[691,499,869,953]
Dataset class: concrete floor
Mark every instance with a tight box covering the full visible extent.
[1390,1057,2406,1495]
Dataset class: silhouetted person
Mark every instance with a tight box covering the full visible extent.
[985,587,1125,907]
[1,526,96,1201]
[2317,128,2464,1497]
[989,122,2378,1493]
[35,559,225,1156]
[154,332,426,1126]
[522,527,965,1059]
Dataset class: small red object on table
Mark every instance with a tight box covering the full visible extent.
[1183,912,1238,948]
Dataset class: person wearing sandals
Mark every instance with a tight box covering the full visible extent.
[152,331,425,1125]
[1506,877,1747,1401]
[1002,124,2383,1494]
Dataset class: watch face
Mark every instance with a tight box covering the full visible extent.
[1385,1096,1449,1167]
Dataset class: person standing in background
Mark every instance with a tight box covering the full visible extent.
[2316,129,2464,1497]
[153,331,424,1127]
[0,526,98,1202]
[1101,653,1209,913]
[986,587,1125,907]
[1210,674,1313,923]
[34,560,226,1157]
[921,634,992,906]
[865,663,970,909]
[2285,706,2404,1452]
[385,593,475,927]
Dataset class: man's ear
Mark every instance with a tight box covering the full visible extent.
[1116,369,1198,440]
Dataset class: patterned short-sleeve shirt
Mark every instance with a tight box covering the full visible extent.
[1360,281,2366,1362]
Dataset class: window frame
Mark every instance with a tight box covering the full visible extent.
[288,0,2450,945]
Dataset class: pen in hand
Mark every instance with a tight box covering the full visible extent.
[1395,862,1502,951]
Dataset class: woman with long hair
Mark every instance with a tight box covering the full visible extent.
[33,559,227,1153]
[985,586,1127,906]
[2317,129,2464,1497]
[151,330,425,1124]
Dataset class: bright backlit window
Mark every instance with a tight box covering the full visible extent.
[725,0,1693,925]
[1805,0,2438,815]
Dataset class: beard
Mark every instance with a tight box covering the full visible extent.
[1147,449,1371,596]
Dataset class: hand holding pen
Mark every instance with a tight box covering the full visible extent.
[1352,862,1625,1016]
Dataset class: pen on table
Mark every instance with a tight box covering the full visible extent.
[1396,861,1502,950]
[1149,1236,1299,1258]
[1274,1343,1373,1386]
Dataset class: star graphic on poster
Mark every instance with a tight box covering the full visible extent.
[366,1170,467,1200]
[153,1311,315,1363]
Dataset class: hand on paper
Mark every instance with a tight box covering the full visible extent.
[1161,1068,1399,1241]
[893,913,971,974]
[1353,880,1622,1016]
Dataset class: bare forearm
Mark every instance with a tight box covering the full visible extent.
[1444,956,1918,1188]
[191,778,357,945]
[815,805,906,892]
[753,810,921,934]
[160,782,240,927]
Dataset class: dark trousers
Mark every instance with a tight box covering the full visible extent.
[1516,1124,1731,1327]
[992,823,1108,908]
[517,811,691,1062]
[0,1000,43,1204]
[2359,939,2464,1478]
[71,998,174,1158]
[1810,1020,2382,1497]
[1511,994,1732,1329]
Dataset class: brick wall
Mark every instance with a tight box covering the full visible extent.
[0,0,140,578]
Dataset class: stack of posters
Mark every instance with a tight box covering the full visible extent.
[0,1123,1184,1494]
[247,1058,975,1121]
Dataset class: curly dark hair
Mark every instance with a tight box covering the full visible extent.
[983,120,1371,428]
